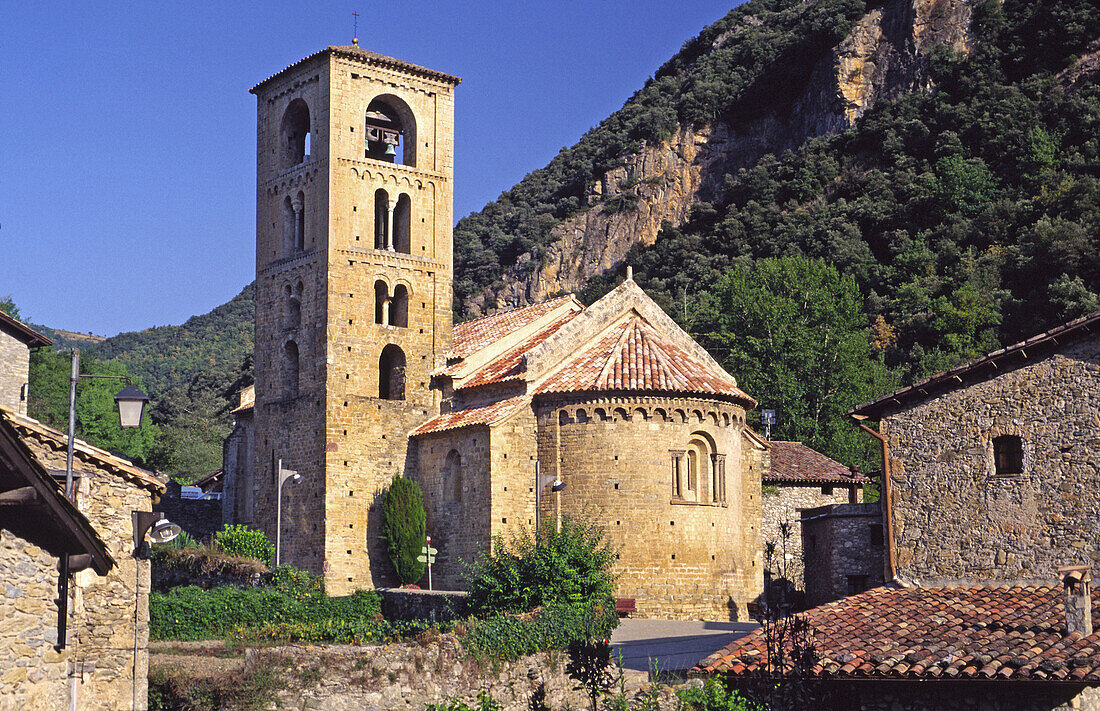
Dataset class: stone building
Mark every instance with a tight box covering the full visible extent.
[0,407,165,711]
[0,311,51,415]
[247,44,765,617]
[758,440,867,591]
[800,501,884,607]
[220,384,254,527]
[849,310,1100,585]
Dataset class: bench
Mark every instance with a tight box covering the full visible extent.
[615,597,636,617]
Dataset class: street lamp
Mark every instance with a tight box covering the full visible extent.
[276,458,301,566]
[534,460,567,533]
[130,510,179,709]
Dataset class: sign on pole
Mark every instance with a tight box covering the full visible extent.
[417,535,438,590]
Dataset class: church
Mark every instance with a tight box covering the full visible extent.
[245,43,767,619]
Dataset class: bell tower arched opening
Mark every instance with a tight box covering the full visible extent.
[379,345,406,400]
[280,98,311,169]
[365,96,416,167]
[393,194,411,254]
[374,280,388,325]
[391,284,408,328]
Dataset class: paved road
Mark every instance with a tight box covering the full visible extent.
[609,619,759,674]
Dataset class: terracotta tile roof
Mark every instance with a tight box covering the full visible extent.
[252,44,460,93]
[0,408,165,494]
[457,310,579,390]
[535,316,756,405]
[410,396,529,437]
[698,585,1100,682]
[851,310,1100,420]
[451,295,578,361]
[0,311,52,347]
[765,441,868,485]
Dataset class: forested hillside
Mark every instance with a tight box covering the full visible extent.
[455,0,1100,466]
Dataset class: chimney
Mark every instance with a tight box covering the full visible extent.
[1058,565,1093,636]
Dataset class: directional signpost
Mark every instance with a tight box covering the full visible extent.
[417,536,438,590]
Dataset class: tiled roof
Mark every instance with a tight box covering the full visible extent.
[0,311,52,347]
[451,296,578,361]
[851,310,1100,419]
[698,585,1100,682]
[536,316,756,405]
[458,310,579,390]
[252,44,460,93]
[765,441,868,485]
[1,409,165,494]
[410,396,529,437]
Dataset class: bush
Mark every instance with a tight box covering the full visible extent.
[465,516,617,615]
[150,566,381,641]
[677,678,765,711]
[214,524,274,565]
[380,475,426,585]
[460,598,618,662]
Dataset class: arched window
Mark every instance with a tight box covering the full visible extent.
[287,294,300,329]
[374,280,388,325]
[686,436,713,503]
[393,194,411,253]
[282,196,295,256]
[364,95,417,167]
[374,189,390,250]
[445,450,462,503]
[280,98,310,169]
[283,340,300,399]
[391,284,409,328]
[379,345,406,400]
[295,191,305,251]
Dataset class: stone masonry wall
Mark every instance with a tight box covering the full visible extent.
[154,481,222,542]
[378,589,468,621]
[0,330,30,415]
[760,482,858,589]
[539,395,762,620]
[800,502,884,607]
[415,427,491,590]
[0,530,69,711]
[884,335,1100,584]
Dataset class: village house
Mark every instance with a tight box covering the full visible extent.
[0,310,52,415]
[0,406,166,711]
[699,310,1100,709]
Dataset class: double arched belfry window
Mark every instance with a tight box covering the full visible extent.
[671,434,726,504]
[373,281,408,328]
[373,190,411,253]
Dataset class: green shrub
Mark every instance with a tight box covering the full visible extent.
[460,598,618,662]
[426,690,502,711]
[214,524,274,565]
[380,475,426,585]
[465,516,617,615]
[154,530,197,551]
[677,677,766,711]
[149,567,381,641]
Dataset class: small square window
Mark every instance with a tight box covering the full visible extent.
[846,575,870,596]
[821,485,834,496]
[993,435,1023,475]
[870,524,884,546]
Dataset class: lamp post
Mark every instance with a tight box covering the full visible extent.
[276,459,300,566]
[131,511,180,710]
[533,460,566,533]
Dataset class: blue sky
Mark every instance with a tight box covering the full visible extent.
[1,2,739,336]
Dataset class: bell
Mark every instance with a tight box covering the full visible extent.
[384,143,397,157]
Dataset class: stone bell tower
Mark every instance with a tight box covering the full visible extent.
[250,42,459,593]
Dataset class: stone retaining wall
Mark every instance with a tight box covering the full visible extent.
[379,588,468,621]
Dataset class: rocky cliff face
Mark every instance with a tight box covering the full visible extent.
[467,0,974,315]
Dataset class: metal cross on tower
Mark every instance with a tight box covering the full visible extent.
[352,11,359,43]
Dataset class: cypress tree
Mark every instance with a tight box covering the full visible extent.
[380,474,426,585]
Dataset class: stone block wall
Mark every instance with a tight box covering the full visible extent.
[0,530,69,710]
[221,413,254,527]
[760,483,859,589]
[884,336,1100,584]
[0,330,30,415]
[538,395,762,620]
[378,588,468,621]
[415,427,491,590]
[154,481,222,542]
[800,502,884,607]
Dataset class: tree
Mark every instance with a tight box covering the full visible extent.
[0,295,20,320]
[696,257,896,469]
[380,474,426,585]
